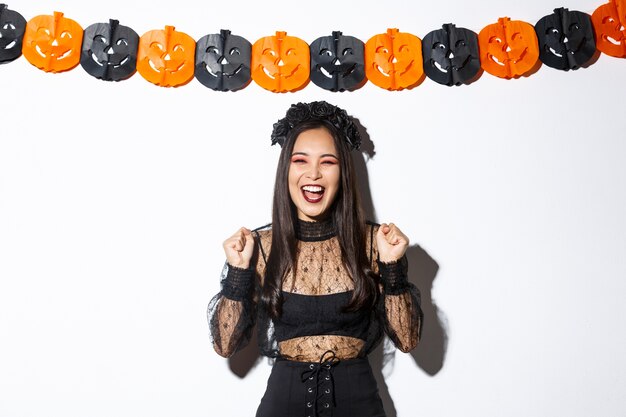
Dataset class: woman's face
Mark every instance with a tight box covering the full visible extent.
[288,127,341,221]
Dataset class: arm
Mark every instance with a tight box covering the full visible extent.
[370,223,423,353]
[207,228,261,358]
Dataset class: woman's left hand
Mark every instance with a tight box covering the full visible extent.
[376,223,409,263]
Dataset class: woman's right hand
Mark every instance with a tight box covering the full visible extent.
[223,227,255,269]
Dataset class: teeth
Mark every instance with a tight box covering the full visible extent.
[302,185,324,193]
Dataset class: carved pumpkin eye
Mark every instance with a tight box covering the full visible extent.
[342,48,353,56]
[3,22,16,30]
[116,39,128,47]
[229,47,240,55]
[320,48,333,56]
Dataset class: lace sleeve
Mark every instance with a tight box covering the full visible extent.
[377,256,423,352]
[207,262,258,358]
[368,223,423,353]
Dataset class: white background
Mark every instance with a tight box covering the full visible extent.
[1,0,625,416]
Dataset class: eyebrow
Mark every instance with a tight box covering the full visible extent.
[291,152,339,159]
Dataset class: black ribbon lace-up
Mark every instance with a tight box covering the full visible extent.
[300,350,340,417]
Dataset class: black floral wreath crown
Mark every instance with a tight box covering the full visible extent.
[270,101,361,150]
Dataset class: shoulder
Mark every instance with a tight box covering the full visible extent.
[251,223,273,251]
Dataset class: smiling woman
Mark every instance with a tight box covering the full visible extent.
[207,101,423,417]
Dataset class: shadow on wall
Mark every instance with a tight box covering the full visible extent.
[225,119,449,416]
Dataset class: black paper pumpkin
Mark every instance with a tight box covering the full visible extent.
[309,31,366,92]
[80,19,139,81]
[195,29,251,92]
[0,4,26,64]
[535,8,596,71]
[422,24,481,86]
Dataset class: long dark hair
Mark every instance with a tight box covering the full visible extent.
[262,119,378,318]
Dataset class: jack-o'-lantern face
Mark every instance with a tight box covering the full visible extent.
[195,29,251,91]
[592,0,626,57]
[137,25,196,87]
[80,19,139,81]
[478,17,540,79]
[0,4,26,64]
[422,23,481,86]
[309,31,365,92]
[535,8,597,70]
[251,31,310,93]
[22,11,83,73]
[364,28,424,90]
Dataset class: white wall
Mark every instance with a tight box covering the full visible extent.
[1,0,625,416]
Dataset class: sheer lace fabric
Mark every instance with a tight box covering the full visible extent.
[208,219,422,361]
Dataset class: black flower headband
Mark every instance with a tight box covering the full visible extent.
[270,101,361,150]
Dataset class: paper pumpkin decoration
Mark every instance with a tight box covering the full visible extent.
[309,31,365,92]
[592,0,626,57]
[0,4,26,64]
[22,11,83,73]
[478,17,540,79]
[195,29,251,92]
[137,25,196,87]
[80,19,139,81]
[422,24,481,86]
[251,31,310,93]
[364,28,423,91]
[535,8,596,70]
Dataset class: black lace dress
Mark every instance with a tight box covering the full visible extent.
[207,218,423,417]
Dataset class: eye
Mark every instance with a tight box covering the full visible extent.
[3,23,16,30]
[321,159,337,165]
[320,48,333,56]
[569,23,581,31]
[229,47,240,55]
[342,48,353,56]
[433,42,446,50]
[207,46,220,54]
[94,35,107,44]
[547,27,560,35]
[116,38,129,46]
[291,157,306,164]
[455,40,466,48]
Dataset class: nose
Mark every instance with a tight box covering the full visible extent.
[306,164,322,180]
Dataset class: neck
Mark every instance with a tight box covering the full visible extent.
[294,217,337,242]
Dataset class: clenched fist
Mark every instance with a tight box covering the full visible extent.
[223,227,255,269]
[376,223,409,263]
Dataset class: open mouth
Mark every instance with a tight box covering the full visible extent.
[301,185,325,203]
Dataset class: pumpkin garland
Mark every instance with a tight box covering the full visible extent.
[1,2,625,90]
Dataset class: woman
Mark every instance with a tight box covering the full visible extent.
[208,101,423,417]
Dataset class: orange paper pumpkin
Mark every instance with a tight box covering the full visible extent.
[22,11,83,73]
[251,31,310,93]
[137,25,196,87]
[364,28,424,91]
[592,0,626,57]
[478,17,540,79]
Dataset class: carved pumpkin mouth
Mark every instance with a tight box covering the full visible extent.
[90,51,130,68]
[206,62,243,78]
[319,62,356,79]
[35,43,72,60]
[3,40,17,49]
